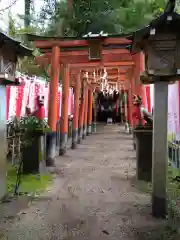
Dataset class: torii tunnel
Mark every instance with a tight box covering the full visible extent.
[28,33,146,155]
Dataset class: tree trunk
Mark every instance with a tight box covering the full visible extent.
[24,0,31,27]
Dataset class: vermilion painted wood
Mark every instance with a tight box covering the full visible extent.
[35,37,131,49]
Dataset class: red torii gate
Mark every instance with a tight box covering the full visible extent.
[28,33,145,155]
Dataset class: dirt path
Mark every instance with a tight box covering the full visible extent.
[2,125,165,239]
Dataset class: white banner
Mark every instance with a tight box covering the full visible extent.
[150,82,180,135]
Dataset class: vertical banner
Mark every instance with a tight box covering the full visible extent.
[8,86,17,120]
[34,83,40,111]
[16,86,24,118]
[145,85,151,113]
[168,82,179,134]
[44,83,49,119]
[6,86,10,120]
[71,90,74,116]
[168,84,175,133]
[68,88,73,116]
[176,81,180,140]
[6,74,75,121]
[150,84,154,112]
[21,79,31,117]
[68,89,71,116]
[57,91,60,119]
[28,82,35,112]
[59,87,62,117]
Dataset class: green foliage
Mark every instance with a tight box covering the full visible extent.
[17,55,49,79]
[9,0,178,77]
[114,0,167,33]
[16,116,51,146]
[38,0,168,37]
[8,14,16,37]
[20,116,50,133]
[8,13,49,78]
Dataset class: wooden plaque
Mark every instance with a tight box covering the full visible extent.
[0,56,16,81]
[88,39,101,60]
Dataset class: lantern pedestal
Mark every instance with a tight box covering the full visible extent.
[134,128,152,182]
[78,127,83,143]
[22,133,46,174]
[152,80,168,218]
[59,132,68,156]
[46,132,56,167]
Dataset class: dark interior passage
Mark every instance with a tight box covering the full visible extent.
[92,90,128,124]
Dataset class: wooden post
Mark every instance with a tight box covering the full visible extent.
[133,53,147,108]
[130,67,136,128]
[124,90,130,132]
[48,46,60,131]
[72,72,80,149]
[83,84,88,139]
[152,80,168,218]
[128,83,133,132]
[59,65,70,155]
[78,79,85,143]
[120,87,124,124]
[87,87,93,135]
[47,46,60,165]
[92,91,97,133]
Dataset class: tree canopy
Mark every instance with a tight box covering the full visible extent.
[8,0,179,77]
[38,0,168,37]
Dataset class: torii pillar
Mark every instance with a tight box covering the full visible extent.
[87,87,93,135]
[83,83,89,139]
[133,53,147,107]
[47,46,60,165]
[130,52,146,128]
[59,65,70,155]
[72,72,80,149]
[78,78,85,143]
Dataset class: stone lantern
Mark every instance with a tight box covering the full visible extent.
[128,2,179,218]
[129,9,180,83]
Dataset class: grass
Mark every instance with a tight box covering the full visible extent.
[7,164,52,195]
[134,163,180,239]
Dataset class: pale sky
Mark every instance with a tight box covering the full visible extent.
[0,0,43,32]
[11,0,43,16]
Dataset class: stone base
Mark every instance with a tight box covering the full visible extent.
[152,195,166,219]
[87,125,92,136]
[46,157,55,167]
[59,148,66,156]
[134,129,152,182]
[59,132,68,156]
[82,125,87,139]
[46,132,56,167]
[71,142,77,149]
[72,129,78,149]
[78,127,83,143]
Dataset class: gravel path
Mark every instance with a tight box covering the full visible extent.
[2,125,165,239]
